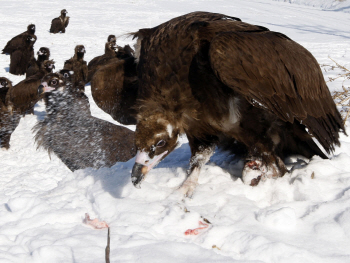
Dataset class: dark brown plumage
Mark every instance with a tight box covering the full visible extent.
[7,60,55,115]
[63,45,88,91]
[119,11,346,196]
[33,72,136,172]
[26,47,51,78]
[50,9,69,33]
[2,24,36,54]
[87,35,135,82]
[9,34,37,75]
[90,55,138,125]
[0,77,20,149]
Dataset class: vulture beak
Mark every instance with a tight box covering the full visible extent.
[38,82,55,95]
[131,150,168,188]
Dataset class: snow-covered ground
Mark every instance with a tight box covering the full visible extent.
[1,0,350,262]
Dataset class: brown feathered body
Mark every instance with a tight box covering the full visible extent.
[33,72,136,172]
[64,45,88,91]
[0,77,20,149]
[91,55,138,125]
[9,34,37,75]
[7,60,55,115]
[50,9,69,33]
[26,47,51,78]
[2,24,35,54]
[129,12,345,193]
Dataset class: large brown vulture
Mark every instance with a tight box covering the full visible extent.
[9,34,37,75]
[92,12,345,196]
[0,77,20,149]
[50,9,69,34]
[63,45,88,91]
[26,47,51,78]
[2,24,36,55]
[7,59,55,115]
[33,71,136,172]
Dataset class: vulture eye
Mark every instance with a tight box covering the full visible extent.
[156,140,166,148]
[64,73,69,78]
[51,79,58,85]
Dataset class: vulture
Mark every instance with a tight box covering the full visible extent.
[26,47,51,78]
[87,35,135,82]
[7,59,55,115]
[96,11,344,197]
[2,24,36,55]
[50,9,69,34]
[33,71,136,172]
[9,34,37,75]
[0,77,20,149]
[63,45,88,91]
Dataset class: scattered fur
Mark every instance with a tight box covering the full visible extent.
[33,72,136,171]
[0,77,20,149]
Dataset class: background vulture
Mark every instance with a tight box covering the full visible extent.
[2,24,36,55]
[91,11,344,197]
[0,77,20,149]
[7,59,55,115]
[33,71,136,172]
[8,34,37,75]
[26,47,51,78]
[50,9,69,34]
[63,45,88,91]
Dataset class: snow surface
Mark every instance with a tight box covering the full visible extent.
[1,0,350,262]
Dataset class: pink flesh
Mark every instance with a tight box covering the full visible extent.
[83,213,109,229]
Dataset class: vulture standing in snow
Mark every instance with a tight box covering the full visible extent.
[8,34,37,75]
[50,9,69,34]
[7,59,55,115]
[87,35,135,82]
[63,45,88,91]
[33,71,136,172]
[26,47,51,78]
[105,11,345,197]
[2,24,36,55]
[0,77,20,149]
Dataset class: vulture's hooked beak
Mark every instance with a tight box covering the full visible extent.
[38,82,55,95]
[131,150,168,188]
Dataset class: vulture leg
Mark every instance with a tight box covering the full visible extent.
[179,135,217,197]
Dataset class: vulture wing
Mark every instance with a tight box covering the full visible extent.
[90,57,138,125]
[208,31,344,153]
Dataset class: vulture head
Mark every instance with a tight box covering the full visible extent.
[25,34,37,47]
[59,69,74,84]
[131,112,181,188]
[27,24,36,34]
[75,45,86,59]
[37,47,50,60]
[38,72,66,95]
[61,9,68,17]
[42,60,55,73]
[0,77,12,104]
[107,34,116,43]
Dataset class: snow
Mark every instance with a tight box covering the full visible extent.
[1,0,350,262]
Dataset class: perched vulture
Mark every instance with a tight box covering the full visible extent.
[101,11,348,197]
[0,77,20,149]
[87,35,134,82]
[7,59,55,115]
[63,45,88,91]
[2,24,36,55]
[90,55,138,125]
[9,34,37,75]
[33,71,136,172]
[50,9,69,34]
[26,47,51,78]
